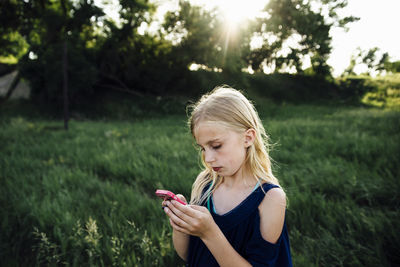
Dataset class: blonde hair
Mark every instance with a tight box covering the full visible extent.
[187,86,279,205]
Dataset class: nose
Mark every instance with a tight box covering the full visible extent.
[204,149,215,164]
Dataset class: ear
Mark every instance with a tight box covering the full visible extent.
[244,128,256,148]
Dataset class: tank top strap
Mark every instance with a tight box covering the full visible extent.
[252,183,280,206]
[252,180,261,192]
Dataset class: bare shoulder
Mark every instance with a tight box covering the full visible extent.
[258,187,287,244]
[261,187,286,207]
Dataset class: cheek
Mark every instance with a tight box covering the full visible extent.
[224,146,247,166]
[238,147,247,163]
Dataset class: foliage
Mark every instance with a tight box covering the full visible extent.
[248,0,359,77]
[342,47,392,76]
[384,59,400,74]
[0,0,107,106]
[93,0,180,96]
[0,0,29,62]
[247,72,340,101]
[163,1,220,69]
[342,47,400,77]
[163,1,253,75]
[0,102,399,266]
[96,26,176,96]
[20,40,98,105]
[176,70,340,102]
[338,74,400,109]
[0,0,362,105]
[360,74,400,109]
[0,0,157,106]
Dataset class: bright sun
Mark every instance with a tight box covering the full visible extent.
[217,0,266,25]
[195,0,268,27]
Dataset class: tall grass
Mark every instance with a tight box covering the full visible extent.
[0,101,399,266]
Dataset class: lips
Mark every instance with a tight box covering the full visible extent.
[212,167,221,172]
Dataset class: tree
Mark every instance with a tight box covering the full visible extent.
[163,1,221,70]
[384,60,400,73]
[95,0,176,96]
[0,1,28,62]
[342,47,395,76]
[162,1,253,75]
[247,0,359,77]
[0,0,106,107]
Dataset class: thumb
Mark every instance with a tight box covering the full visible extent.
[175,194,187,204]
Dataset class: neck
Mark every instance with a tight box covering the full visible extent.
[221,166,257,189]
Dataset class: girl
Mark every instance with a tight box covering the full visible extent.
[163,87,292,266]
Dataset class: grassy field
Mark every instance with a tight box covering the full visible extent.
[0,100,399,266]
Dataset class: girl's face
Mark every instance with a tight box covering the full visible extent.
[194,122,252,179]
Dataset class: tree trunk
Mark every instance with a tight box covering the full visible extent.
[63,40,69,130]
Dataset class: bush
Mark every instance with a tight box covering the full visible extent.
[247,73,339,102]
[338,74,400,109]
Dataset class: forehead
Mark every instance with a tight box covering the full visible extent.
[194,122,235,144]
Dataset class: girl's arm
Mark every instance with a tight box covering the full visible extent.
[163,194,189,261]
[171,226,189,261]
[258,188,286,244]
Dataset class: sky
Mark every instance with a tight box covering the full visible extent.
[97,0,400,76]
[328,0,400,76]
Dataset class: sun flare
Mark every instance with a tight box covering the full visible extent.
[212,0,267,27]
[190,0,267,27]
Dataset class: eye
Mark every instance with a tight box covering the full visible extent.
[212,144,222,150]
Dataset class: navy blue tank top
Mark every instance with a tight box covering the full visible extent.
[187,183,292,267]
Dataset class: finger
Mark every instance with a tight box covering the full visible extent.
[164,206,191,230]
[168,201,202,225]
[166,201,192,221]
[169,218,191,235]
[170,200,201,218]
[175,194,187,203]
[162,200,169,207]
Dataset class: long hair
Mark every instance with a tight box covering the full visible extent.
[187,86,279,205]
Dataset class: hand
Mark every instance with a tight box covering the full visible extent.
[164,199,217,240]
[162,194,187,207]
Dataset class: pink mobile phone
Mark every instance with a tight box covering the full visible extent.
[155,189,187,205]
